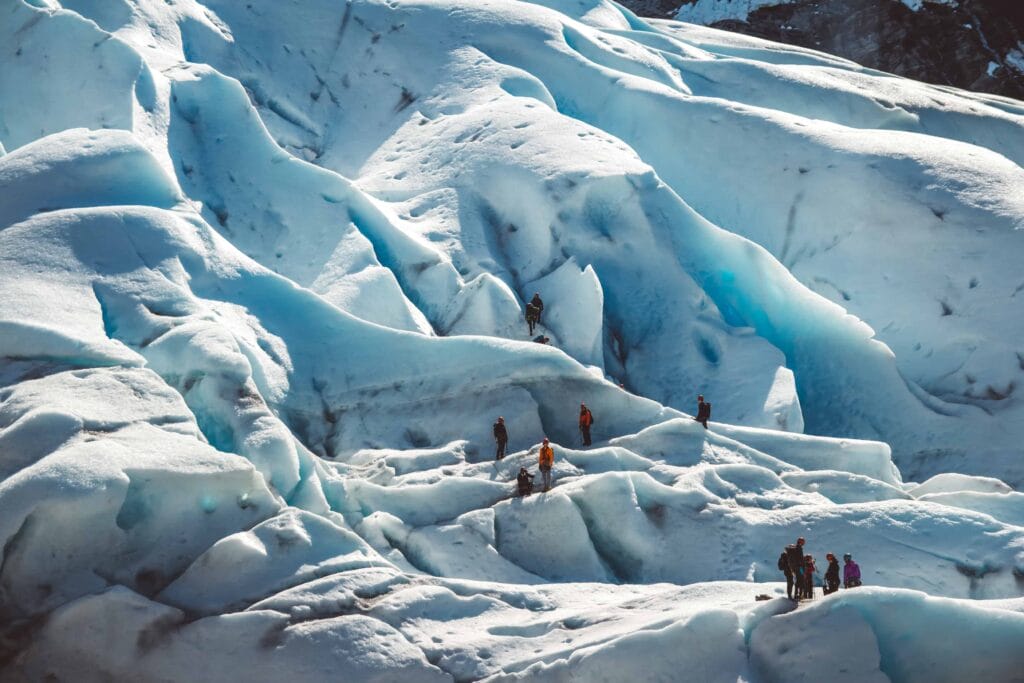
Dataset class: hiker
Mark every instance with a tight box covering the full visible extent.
[525,303,539,335]
[695,395,711,429]
[824,553,841,595]
[538,437,554,491]
[802,555,818,600]
[843,554,862,588]
[533,335,550,344]
[530,292,544,324]
[494,416,508,460]
[517,467,534,496]
[579,403,594,446]
[783,537,805,600]
[777,549,794,599]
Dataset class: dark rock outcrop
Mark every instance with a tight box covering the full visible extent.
[622,0,1024,100]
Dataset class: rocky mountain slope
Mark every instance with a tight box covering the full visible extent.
[623,0,1024,99]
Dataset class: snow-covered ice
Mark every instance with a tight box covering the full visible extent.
[2,0,1024,679]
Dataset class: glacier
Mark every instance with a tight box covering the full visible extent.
[2,0,1024,680]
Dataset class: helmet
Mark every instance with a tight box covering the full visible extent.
[843,553,852,560]
[542,437,549,443]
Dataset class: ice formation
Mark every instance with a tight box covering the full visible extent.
[2,0,1024,680]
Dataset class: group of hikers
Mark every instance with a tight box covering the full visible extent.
[510,311,863,596]
[494,403,595,495]
[779,537,862,600]
[514,291,715,495]
[494,393,714,496]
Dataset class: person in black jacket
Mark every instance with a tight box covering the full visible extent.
[777,550,794,599]
[494,416,508,460]
[525,303,539,335]
[783,537,805,599]
[695,395,711,429]
[823,553,841,595]
[517,467,534,496]
[530,293,544,324]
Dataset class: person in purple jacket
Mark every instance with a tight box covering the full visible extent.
[843,553,862,588]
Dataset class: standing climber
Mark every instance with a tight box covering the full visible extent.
[517,467,534,496]
[802,555,818,600]
[784,537,805,600]
[695,395,711,429]
[777,549,794,600]
[578,403,594,447]
[823,553,841,595]
[843,553,862,588]
[530,292,544,324]
[538,437,554,491]
[525,302,539,335]
[494,416,508,460]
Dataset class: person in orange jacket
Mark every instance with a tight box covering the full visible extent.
[579,403,594,446]
[538,437,554,491]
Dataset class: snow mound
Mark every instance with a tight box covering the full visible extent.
[750,588,1024,683]
[910,472,1015,497]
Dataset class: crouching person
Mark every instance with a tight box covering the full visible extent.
[517,467,534,496]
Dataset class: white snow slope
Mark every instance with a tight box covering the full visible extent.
[2,0,1024,680]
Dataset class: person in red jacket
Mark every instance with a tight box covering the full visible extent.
[802,555,818,600]
[579,403,594,446]
[695,395,711,429]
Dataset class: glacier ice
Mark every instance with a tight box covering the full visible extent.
[2,0,1024,680]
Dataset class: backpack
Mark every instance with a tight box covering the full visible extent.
[777,552,788,571]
